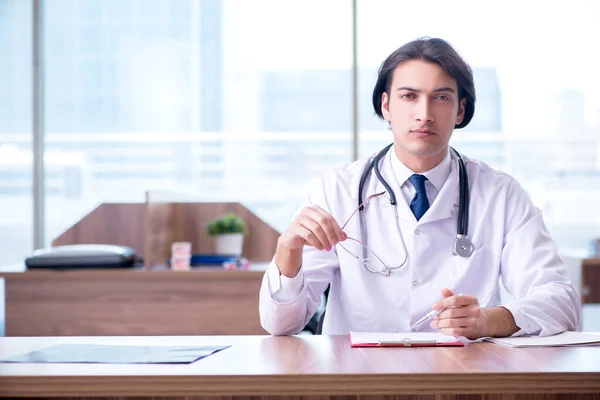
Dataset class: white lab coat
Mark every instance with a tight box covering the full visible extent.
[259,148,581,337]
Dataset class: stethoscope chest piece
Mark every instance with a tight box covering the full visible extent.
[454,235,474,257]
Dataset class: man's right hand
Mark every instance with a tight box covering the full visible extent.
[275,205,346,278]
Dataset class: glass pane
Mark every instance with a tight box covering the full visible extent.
[43,0,353,245]
[0,0,33,265]
[357,0,600,254]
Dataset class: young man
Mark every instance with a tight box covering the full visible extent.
[259,38,580,339]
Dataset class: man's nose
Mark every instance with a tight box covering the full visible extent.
[414,99,434,123]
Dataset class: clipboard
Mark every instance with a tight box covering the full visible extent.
[348,331,464,347]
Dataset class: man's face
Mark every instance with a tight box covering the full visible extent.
[381,60,466,165]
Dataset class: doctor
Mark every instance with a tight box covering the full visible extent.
[259,37,580,339]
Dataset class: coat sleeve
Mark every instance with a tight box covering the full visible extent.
[259,173,341,335]
[499,179,581,336]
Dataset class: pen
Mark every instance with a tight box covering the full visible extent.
[410,293,464,331]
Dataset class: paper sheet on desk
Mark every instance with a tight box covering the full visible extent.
[0,343,231,364]
[483,332,600,348]
[348,331,464,347]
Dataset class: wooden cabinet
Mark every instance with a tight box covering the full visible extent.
[0,269,267,336]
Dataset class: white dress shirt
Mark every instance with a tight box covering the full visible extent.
[391,148,451,207]
[259,146,581,336]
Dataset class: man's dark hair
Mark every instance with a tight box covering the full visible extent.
[372,37,475,129]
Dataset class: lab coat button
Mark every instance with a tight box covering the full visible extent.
[413,280,418,286]
[414,229,420,235]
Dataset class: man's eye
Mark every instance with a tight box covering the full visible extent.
[436,95,450,101]
[401,93,416,99]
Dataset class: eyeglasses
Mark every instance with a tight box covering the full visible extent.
[337,191,400,277]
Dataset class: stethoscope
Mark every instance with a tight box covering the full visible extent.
[357,143,474,272]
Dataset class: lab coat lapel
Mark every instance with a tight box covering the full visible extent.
[372,149,415,222]
[419,157,460,224]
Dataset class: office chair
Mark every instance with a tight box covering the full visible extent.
[316,285,330,334]
[316,310,326,335]
[302,284,330,335]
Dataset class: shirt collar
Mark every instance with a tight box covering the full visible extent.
[390,146,452,192]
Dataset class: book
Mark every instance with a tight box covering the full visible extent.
[348,331,464,347]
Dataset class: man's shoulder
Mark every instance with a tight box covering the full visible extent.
[461,154,536,203]
[306,154,374,203]
[461,154,517,188]
[303,154,374,211]
[322,154,373,182]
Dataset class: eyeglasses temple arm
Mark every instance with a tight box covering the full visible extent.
[340,191,386,230]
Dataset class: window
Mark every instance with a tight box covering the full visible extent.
[3,0,598,264]
[357,0,600,253]
[0,0,33,264]
[43,0,353,242]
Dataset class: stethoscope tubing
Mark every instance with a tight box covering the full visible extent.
[356,144,473,269]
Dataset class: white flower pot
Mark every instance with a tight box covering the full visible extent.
[215,233,244,256]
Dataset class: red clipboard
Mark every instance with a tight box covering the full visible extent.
[347,332,464,347]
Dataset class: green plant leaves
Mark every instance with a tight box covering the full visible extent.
[206,212,248,235]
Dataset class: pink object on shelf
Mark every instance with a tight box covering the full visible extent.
[171,256,191,271]
[171,242,191,257]
[171,242,192,270]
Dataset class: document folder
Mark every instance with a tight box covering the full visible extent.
[0,344,230,364]
[348,331,464,347]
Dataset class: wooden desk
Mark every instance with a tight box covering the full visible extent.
[583,258,600,304]
[0,269,267,336]
[1,335,600,400]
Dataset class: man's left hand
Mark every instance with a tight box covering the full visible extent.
[430,288,487,340]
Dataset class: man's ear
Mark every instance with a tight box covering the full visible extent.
[456,98,466,125]
[381,92,391,122]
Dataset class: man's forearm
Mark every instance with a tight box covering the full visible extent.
[482,306,520,337]
[274,238,303,278]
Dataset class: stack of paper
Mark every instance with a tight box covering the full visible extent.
[483,332,600,348]
[348,331,464,347]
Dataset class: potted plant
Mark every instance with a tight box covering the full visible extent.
[205,212,248,256]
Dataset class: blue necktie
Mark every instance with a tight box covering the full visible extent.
[409,174,430,221]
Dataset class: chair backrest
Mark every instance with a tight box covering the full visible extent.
[316,310,325,335]
[144,191,177,268]
[315,285,330,334]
